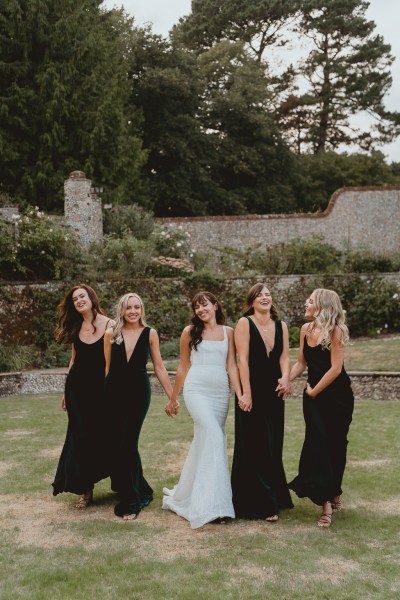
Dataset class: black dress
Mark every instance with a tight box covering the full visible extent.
[231,318,293,518]
[106,327,153,517]
[288,335,354,506]
[52,330,109,496]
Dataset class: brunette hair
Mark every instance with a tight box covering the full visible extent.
[242,282,279,320]
[111,293,147,345]
[307,288,349,349]
[54,285,104,344]
[189,291,225,350]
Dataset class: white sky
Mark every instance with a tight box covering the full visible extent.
[105,0,399,162]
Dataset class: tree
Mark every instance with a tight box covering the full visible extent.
[0,1,145,211]
[280,0,400,153]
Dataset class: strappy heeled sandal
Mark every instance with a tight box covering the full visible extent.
[317,512,332,527]
[331,497,342,512]
[75,492,93,509]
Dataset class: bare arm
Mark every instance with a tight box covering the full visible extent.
[61,344,76,411]
[289,325,308,382]
[149,329,173,399]
[276,321,291,398]
[226,327,242,398]
[234,318,252,411]
[165,327,191,417]
[306,327,344,398]
[104,328,113,376]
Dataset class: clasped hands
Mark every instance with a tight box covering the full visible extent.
[275,378,291,400]
[165,398,179,417]
[238,393,252,412]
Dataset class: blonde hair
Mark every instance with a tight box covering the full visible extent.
[112,293,147,344]
[309,288,349,349]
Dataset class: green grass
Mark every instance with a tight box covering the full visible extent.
[162,336,400,372]
[1,393,399,599]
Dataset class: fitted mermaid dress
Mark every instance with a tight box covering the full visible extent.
[162,326,235,528]
[231,318,293,518]
[52,331,109,496]
[105,327,153,517]
[288,336,354,505]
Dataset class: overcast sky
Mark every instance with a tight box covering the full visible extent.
[105,0,399,162]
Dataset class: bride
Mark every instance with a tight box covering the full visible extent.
[163,291,244,528]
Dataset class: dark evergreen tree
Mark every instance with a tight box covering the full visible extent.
[0,0,145,211]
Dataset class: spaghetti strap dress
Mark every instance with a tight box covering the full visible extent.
[162,326,235,528]
[52,323,110,496]
[288,335,354,506]
[105,327,153,517]
[231,318,293,518]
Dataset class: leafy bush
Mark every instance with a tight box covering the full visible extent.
[343,250,400,273]
[159,338,180,359]
[103,204,154,239]
[0,345,37,372]
[152,224,191,259]
[0,219,16,278]
[91,235,154,278]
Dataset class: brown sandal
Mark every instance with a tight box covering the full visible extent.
[317,513,332,527]
[331,497,342,512]
[75,492,93,509]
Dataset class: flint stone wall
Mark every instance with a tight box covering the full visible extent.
[0,369,398,400]
[157,187,400,254]
[64,171,102,247]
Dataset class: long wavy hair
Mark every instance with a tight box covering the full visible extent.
[111,293,147,345]
[189,291,225,350]
[243,282,279,320]
[308,288,349,349]
[54,285,104,344]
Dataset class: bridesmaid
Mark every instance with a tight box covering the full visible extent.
[288,288,354,527]
[231,282,293,521]
[52,285,114,507]
[104,293,173,520]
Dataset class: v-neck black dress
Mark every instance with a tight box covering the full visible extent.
[288,336,354,506]
[105,327,153,516]
[52,331,109,496]
[231,317,293,518]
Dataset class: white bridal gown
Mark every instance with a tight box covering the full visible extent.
[162,326,235,528]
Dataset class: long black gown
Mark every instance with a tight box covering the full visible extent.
[231,317,293,518]
[52,331,109,496]
[288,336,354,506]
[106,327,153,517]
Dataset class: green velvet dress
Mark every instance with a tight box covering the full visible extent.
[231,318,293,518]
[105,327,153,517]
[288,336,354,506]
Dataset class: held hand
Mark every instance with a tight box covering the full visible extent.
[61,396,66,411]
[276,378,291,399]
[238,393,252,412]
[305,383,316,398]
[165,399,179,417]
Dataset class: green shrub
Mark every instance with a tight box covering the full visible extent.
[103,204,154,239]
[0,218,17,279]
[343,250,400,273]
[152,224,191,259]
[0,345,37,372]
[159,338,180,359]
[92,235,154,278]
[288,326,301,348]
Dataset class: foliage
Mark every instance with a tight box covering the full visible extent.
[0,345,36,372]
[103,204,154,239]
[293,151,400,211]
[90,235,154,279]
[0,0,146,211]
[281,0,400,153]
[343,277,400,337]
[152,225,192,259]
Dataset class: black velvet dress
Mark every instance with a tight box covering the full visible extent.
[288,336,354,506]
[231,318,293,518]
[106,327,153,517]
[52,332,109,496]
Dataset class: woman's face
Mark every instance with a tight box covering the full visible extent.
[72,288,92,314]
[252,287,272,312]
[124,296,142,325]
[194,298,217,323]
[305,292,317,320]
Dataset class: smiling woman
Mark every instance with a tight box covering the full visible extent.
[104,293,173,520]
[52,285,114,508]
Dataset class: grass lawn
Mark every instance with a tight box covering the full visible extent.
[0,393,399,600]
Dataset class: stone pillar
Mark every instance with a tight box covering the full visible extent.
[64,171,103,247]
